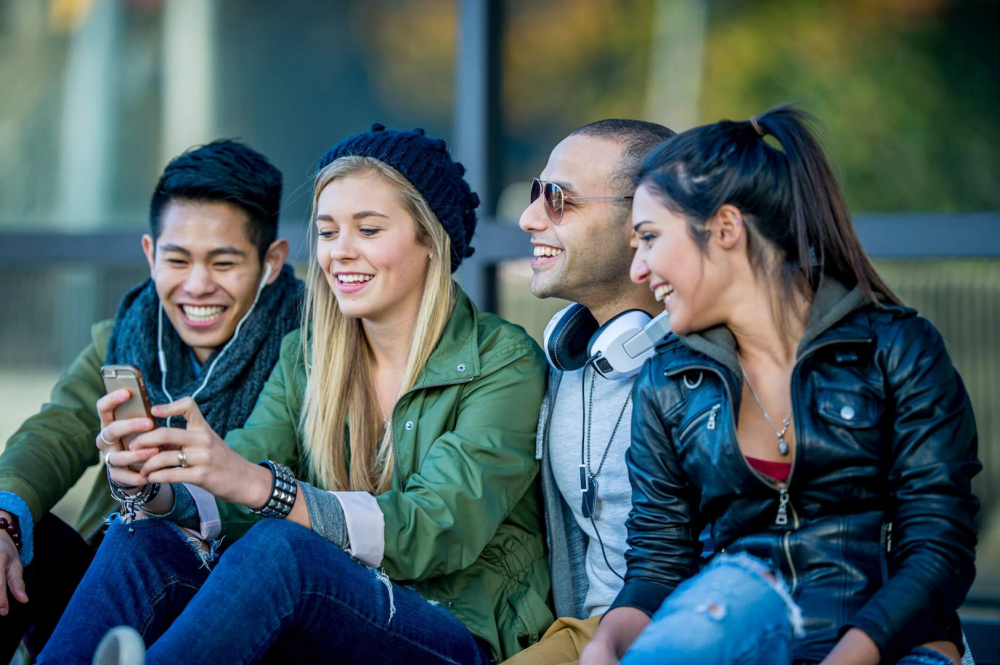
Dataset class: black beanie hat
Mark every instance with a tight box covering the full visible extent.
[318,124,480,272]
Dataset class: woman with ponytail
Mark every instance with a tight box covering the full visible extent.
[40,126,552,665]
[582,107,980,665]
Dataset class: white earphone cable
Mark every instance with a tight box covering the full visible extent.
[156,263,273,427]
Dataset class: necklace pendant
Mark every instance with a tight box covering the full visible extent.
[581,475,598,519]
[778,436,789,456]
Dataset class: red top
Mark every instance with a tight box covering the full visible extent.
[746,456,792,483]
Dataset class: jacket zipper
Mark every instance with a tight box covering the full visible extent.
[879,521,892,583]
[666,337,871,586]
[707,404,721,430]
[665,366,774,491]
[782,531,797,593]
[775,486,791,526]
[781,337,871,590]
[388,375,500,662]
[678,403,722,440]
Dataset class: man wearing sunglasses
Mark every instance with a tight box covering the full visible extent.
[510,119,675,665]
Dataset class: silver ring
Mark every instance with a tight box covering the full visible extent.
[99,428,114,447]
[104,450,114,468]
[177,450,187,469]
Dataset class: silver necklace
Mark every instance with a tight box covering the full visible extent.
[580,366,634,519]
[740,367,792,456]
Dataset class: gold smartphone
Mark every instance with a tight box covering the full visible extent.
[100,364,155,472]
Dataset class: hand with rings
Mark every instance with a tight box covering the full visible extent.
[129,397,271,509]
[96,390,160,491]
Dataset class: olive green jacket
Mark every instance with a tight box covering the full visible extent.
[214,287,553,661]
[0,320,121,564]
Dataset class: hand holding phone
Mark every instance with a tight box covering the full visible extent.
[100,364,156,473]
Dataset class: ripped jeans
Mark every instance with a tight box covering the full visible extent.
[39,517,491,665]
[620,554,962,665]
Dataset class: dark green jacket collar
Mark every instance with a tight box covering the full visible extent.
[411,284,482,388]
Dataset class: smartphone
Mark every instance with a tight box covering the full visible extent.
[100,364,154,472]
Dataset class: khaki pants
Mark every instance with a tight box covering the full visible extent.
[502,615,601,665]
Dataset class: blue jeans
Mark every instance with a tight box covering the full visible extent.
[40,517,491,665]
[620,554,959,665]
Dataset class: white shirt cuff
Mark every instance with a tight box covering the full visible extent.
[331,491,384,567]
[183,483,222,541]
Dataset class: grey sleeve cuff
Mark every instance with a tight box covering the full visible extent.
[144,483,200,530]
[298,481,350,550]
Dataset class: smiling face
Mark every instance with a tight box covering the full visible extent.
[315,172,430,323]
[142,200,269,363]
[517,134,635,306]
[630,184,742,335]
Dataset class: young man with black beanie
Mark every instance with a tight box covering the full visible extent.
[0,139,303,660]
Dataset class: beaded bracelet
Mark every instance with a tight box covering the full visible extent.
[250,461,297,519]
[0,516,22,551]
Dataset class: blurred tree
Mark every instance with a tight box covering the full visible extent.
[700,0,1000,211]
[487,0,1000,213]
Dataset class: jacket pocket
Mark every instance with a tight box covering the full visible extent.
[498,583,554,655]
[816,389,883,429]
[675,402,724,453]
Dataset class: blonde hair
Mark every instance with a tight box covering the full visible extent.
[301,156,455,493]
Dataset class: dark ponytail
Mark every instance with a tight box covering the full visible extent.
[636,104,902,307]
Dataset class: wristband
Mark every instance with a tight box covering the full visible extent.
[250,461,298,519]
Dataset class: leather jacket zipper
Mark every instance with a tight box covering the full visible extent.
[770,336,872,523]
[782,531,797,592]
[667,364,802,588]
[678,403,722,440]
[707,404,720,430]
[779,337,871,589]
[776,486,791,526]
[879,521,892,583]
[666,338,870,586]
[665,365,776,491]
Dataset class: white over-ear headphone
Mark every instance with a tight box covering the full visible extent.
[543,303,670,380]
[157,262,274,425]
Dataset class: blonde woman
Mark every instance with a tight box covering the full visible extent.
[41,126,552,665]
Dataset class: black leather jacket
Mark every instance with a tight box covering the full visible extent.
[610,281,981,663]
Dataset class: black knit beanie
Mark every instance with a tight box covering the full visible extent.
[318,124,480,272]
